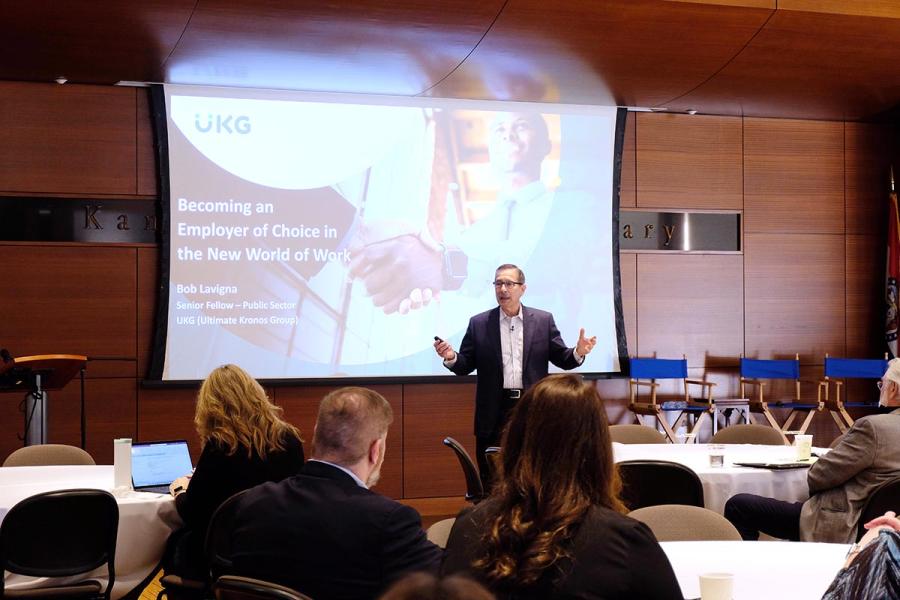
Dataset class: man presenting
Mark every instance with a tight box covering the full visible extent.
[228,386,442,599]
[433,263,597,486]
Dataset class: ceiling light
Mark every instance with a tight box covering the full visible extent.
[54,76,67,85]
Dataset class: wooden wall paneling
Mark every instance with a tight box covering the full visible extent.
[0,83,138,195]
[402,382,476,499]
[596,377,632,425]
[0,397,23,464]
[619,114,636,208]
[274,384,403,500]
[846,234,884,357]
[845,122,894,235]
[693,365,741,401]
[271,386,321,454]
[0,245,138,377]
[136,88,159,197]
[619,253,637,357]
[636,113,743,209]
[636,254,744,366]
[744,233,846,363]
[744,118,844,234]
[137,386,201,458]
[47,377,137,464]
[83,378,138,463]
[1,378,138,464]
[137,247,160,378]
[842,379,880,408]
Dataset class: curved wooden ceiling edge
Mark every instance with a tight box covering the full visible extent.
[666,7,900,120]
[427,0,776,108]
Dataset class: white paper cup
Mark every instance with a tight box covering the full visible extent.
[699,572,733,600]
[794,434,813,460]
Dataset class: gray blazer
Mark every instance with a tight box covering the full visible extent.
[800,409,900,543]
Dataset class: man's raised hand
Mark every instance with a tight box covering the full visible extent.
[575,328,597,356]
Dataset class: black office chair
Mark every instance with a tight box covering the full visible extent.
[617,460,704,511]
[442,437,485,504]
[157,489,251,600]
[856,476,900,542]
[0,489,118,599]
[213,575,314,600]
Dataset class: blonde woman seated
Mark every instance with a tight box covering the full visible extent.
[442,373,682,599]
[166,364,305,578]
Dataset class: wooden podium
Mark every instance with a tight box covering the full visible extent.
[0,354,87,446]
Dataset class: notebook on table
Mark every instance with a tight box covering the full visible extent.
[132,440,193,494]
[732,459,816,470]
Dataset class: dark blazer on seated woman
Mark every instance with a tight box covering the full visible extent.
[442,498,682,600]
[175,434,305,538]
[167,363,306,578]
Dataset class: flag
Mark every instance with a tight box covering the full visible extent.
[886,172,899,358]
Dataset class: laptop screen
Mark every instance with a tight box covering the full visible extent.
[132,440,193,488]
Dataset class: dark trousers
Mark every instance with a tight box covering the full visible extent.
[724,493,804,541]
[475,394,519,493]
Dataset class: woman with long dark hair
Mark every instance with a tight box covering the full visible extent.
[442,373,681,599]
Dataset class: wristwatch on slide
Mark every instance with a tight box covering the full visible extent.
[418,229,467,291]
[441,245,468,291]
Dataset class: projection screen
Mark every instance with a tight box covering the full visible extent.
[149,84,627,381]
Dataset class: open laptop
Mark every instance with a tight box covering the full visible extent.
[132,440,193,494]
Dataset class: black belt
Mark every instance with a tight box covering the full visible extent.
[503,388,523,399]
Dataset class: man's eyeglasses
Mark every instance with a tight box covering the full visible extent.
[493,280,523,289]
[878,380,885,390]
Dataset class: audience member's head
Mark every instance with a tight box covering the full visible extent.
[195,363,300,458]
[312,386,394,486]
[880,358,900,407]
[474,373,624,587]
[379,573,495,600]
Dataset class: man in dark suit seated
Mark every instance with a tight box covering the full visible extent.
[228,386,442,599]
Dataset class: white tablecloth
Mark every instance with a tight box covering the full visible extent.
[613,443,824,513]
[661,540,849,599]
[0,465,182,599]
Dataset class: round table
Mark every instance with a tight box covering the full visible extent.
[613,443,825,513]
[661,540,849,599]
[0,465,181,599]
